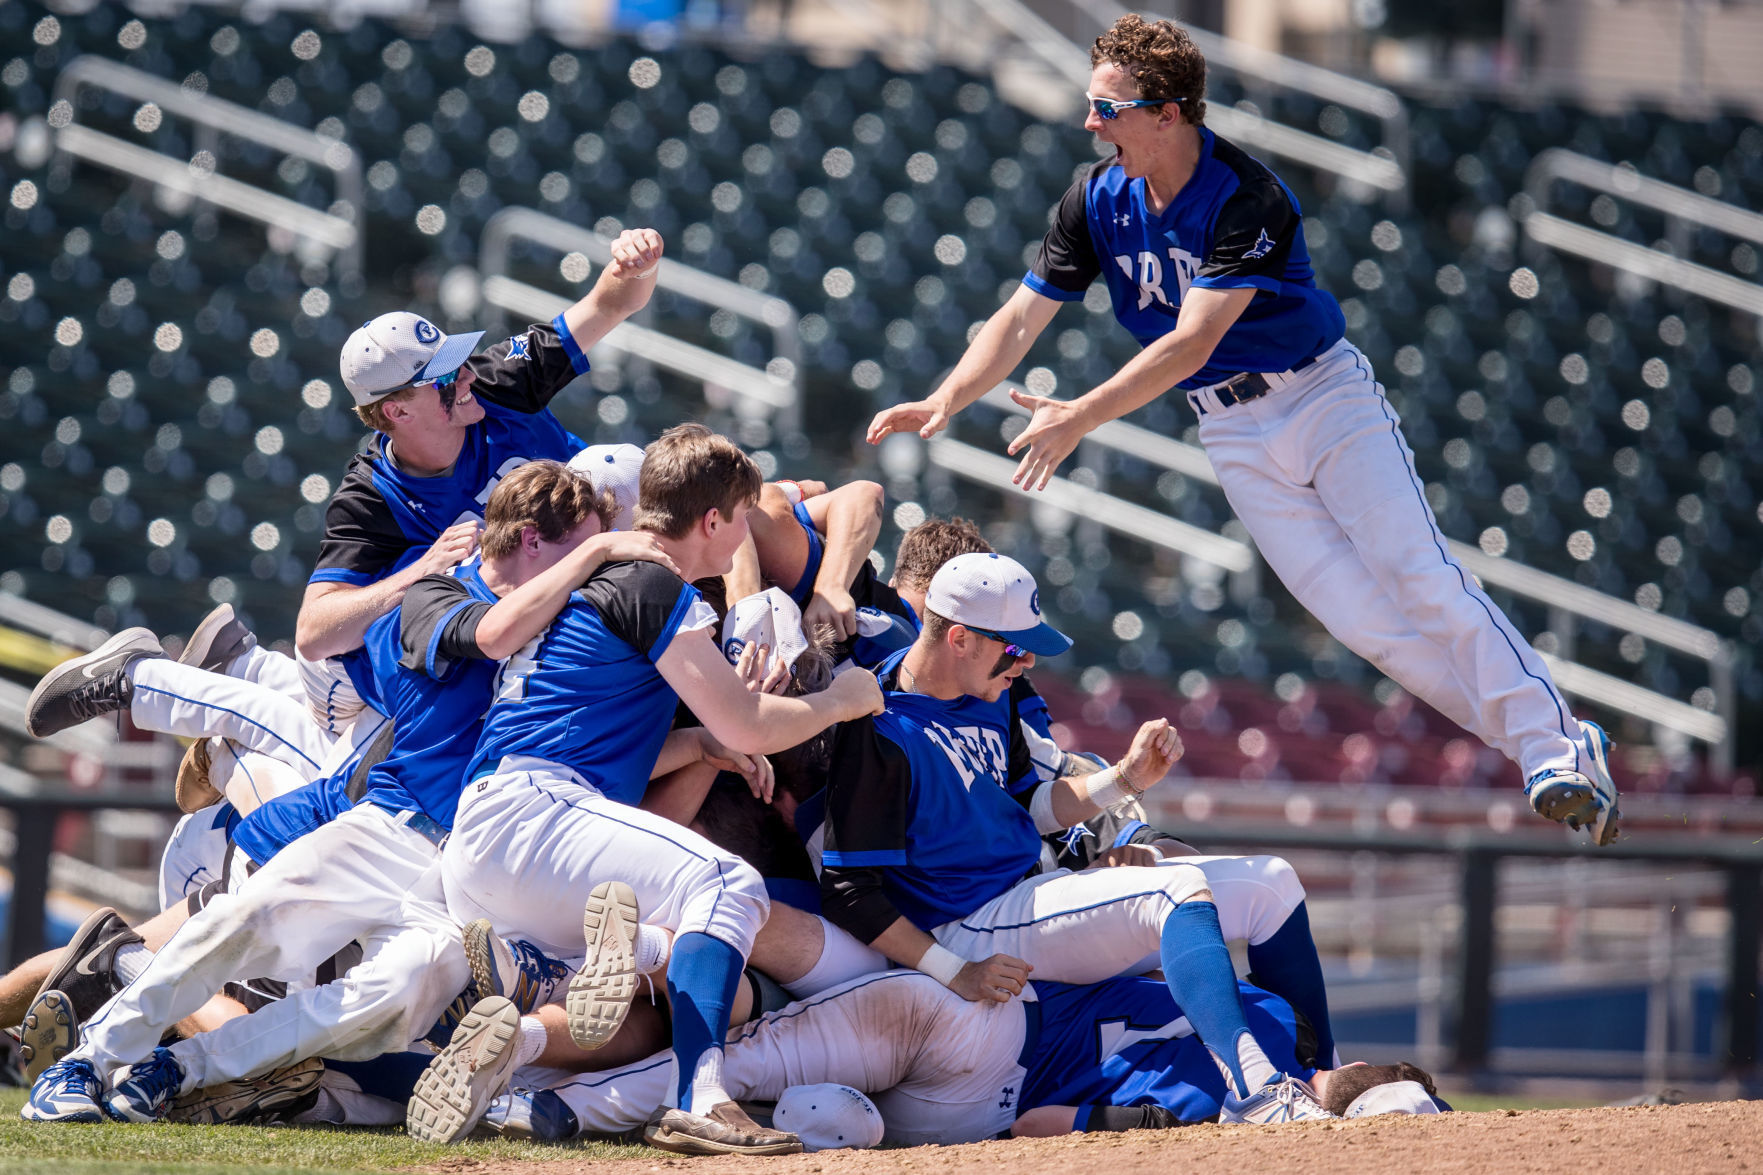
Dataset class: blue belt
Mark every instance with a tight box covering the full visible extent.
[402,811,449,847]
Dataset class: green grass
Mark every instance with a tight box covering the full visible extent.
[1434,1090,1604,1113]
[0,1088,649,1174]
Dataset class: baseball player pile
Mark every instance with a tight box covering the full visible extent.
[6,14,1628,1155]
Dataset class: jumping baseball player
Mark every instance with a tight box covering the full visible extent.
[441,425,885,1156]
[21,462,653,1124]
[867,15,1619,845]
[296,228,664,661]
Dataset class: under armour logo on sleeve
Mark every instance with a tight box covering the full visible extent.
[1244,229,1276,259]
[1114,213,1132,227]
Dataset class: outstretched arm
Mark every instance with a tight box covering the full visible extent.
[1005,285,1254,491]
[558,228,666,352]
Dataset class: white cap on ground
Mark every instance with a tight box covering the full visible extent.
[923,552,1071,657]
[721,587,808,670]
[339,311,484,407]
[772,1084,884,1152]
[567,443,646,531]
[1342,1080,1445,1117]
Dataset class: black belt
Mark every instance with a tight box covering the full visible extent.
[1210,351,1322,407]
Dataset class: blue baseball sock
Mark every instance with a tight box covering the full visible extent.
[1246,901,1337,1066]
[666,931,745,1114]
[326,1052,431,1103]
[1159,901,1269,1098]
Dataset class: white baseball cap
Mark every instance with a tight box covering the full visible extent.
[772,1084,884,1151]
[924,552,1071,657]
[339,311,484,407]
[568,443,645,531]
[1342,1080,1446,1117]
[722,587,809,670]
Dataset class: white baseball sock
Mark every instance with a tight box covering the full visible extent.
[514,1016,548,1069]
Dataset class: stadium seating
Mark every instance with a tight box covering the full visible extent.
[0,0,1755,792]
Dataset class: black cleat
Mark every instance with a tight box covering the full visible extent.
[177,604,255,673]
[18,989,76,1084]
[25,628,162,737]
[32,907,143,1025]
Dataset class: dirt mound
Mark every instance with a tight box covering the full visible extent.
[428,1100,1761,1175]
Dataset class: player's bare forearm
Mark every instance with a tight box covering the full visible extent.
[868,918,940,969]
[559,228,663,350]
[722,532,764,604]
[807,481,882,593]
[1072,285,1257,425]
[933,287,1061,415]
[659,632,882,756]
[296,574,421,660]
[640,756,719,826]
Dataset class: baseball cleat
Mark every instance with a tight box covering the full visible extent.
[25,628,162,737]
[407,996,521,1144]
[478,1088,580,1142]
[31,906,143,1027]
[462,920,572,1015]
[167,1056,323,1125]
[21,1056,111,1122]
[1526,723,1621,847]
[177,602,256,672]
[1219,1073,1335,1124]
[566,881,640,1050]
[19,989,77,1084]
[642,1101,804,1156]
[174,737,222,814]
[102,1047,186,1122]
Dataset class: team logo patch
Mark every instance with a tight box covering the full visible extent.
[413,318,441,345]
[1029,588,1041,616]
[1244,229,1276,260]
[507,332,531,360]
[723,637,745,663]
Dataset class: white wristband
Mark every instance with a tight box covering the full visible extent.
[916,943,966,988]
[1083,765,1135,809]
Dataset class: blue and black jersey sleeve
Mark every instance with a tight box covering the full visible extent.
[1194,177,1299,294]
[820,715,914,944]
[1024,160,1109,301]
[579,560,706,662]
[465,316,592,415]
[400,573,493,678]
[1004,675,1039,798]
[310,454,411,587]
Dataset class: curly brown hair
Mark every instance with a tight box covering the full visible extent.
[480,460,613,561]
[892,516,991,593]
[1320,1061,1439,1117]
[1091,13,1207,126]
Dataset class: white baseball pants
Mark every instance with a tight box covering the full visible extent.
[443,758,769,959]
[1193,339,1583,779]
[156,803,234,909]
[931,862,1211,983]
[74,802,466,1091]
[537,970,1029,1146]
[130,659,336,779]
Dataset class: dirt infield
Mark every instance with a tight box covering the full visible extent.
[426,1100,1761,1175]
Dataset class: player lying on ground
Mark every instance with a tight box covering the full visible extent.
[867,15,1620,845]
[440,424,885,1157]
[430,970,1442,1144]
[20,461,702,1125]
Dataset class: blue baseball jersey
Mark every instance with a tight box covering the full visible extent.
[468,560,719,804]
[1024,131,1345,389]
[1022,978,1311,1122]
[819,650,1041,932]
[310,316,590,588]
[231,773,354,866]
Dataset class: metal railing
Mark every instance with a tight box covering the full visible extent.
[49,55,363,281]
[942,377,1735,769]
[1521,148,1763,319]
[952,0,1406,200]
[478,208,802,439]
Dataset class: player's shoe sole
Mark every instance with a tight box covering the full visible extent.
[19,989,76,1085]
[174,737,222,814]
[566,881,639,1050]
[407,996,521,1145]
[462,919,500,1010]
[642,1103,804,1156]
[178,603,255,673]
[1579,720,1621,847]
[167,1056,324,1125]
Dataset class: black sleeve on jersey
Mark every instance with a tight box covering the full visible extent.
[311,456,411,584]
[578,561,694,658]
[848,558,904,616]
[400,574,493,676]
[1026,160,1108,296]
[820,715,914,944]
[1197,179,1299,284]
[1085,1105,1186,1132]
[465,319,588,415]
